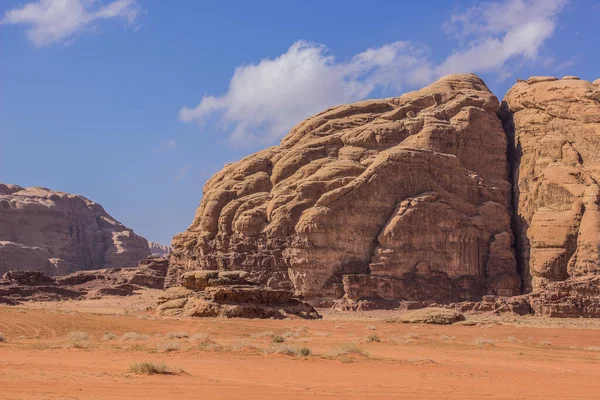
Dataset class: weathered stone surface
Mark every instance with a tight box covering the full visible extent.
[0,184,150,275]
[182,269,250,290]
[529,276,600,317]
[156,281,320,320]
[170,74,520,304]
[393,307,466,325]
[0,256,168,304]
[502,76,600,292]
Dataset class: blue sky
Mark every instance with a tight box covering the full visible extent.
[1,0,598,245]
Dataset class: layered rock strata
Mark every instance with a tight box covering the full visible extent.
[157,270,320,319]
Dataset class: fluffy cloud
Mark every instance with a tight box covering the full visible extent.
[181,0,567,145]
[1,0,140,47]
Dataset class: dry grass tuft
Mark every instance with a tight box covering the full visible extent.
[366,334,381,343]
[121,332,150,341]
[271,335,285,343]
[365,325,377,330]
[251,331,274,339]
[585,346,600,351]
[165,331,189,339]
[158,341,180,352]
[103,333,116,341]
[439,335,456,341]
[329,343,369,357]
[475,338,497,347]
[129,361,170,375]
[0,332,6,342]
[67,331,89,341]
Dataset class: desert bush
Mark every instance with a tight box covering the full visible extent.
[329,343,369,357]
[271,335,285,343]
[539,341,552,346]
[365,325,377,331]
[165,331,189,339]
[129,361,170,375]
[366,334,381,343]
[121,332,150,341]
[103,333,116,341]
[0,332,5,342]
[67,331,89,341]
[585,346,600,351]
[297,347,312,357]
[158,341,180,352]
[313,332,330,337]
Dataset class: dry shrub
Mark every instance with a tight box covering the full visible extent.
[366,334,381,343]
[158,341,180,352]
[121,332,150,341]
[329,343,369,357]
[165,331,189,339]
[129,361,170,375]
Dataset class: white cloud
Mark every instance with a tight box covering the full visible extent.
[180,0,568,145]
[175,164,191,181]
[160,139,177,150]
[1,0,140,47]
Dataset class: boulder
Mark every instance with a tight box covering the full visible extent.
[0,184,150,275]
[394,307,466,325]
[170,74,520,304]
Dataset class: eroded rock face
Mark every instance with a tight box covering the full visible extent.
[0,184,150,275]
[156,271,320,319]
[171,74,521,303]
[148,241,172,256]
[502,76,600,292]
[0,256,169,304]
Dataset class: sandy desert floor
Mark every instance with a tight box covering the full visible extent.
[1,291,600,399]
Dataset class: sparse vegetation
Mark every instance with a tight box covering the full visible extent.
[507,336,518,343]
[366,334,381,343]
[165,331,189,339]
[0,332,5,342]
[313,332,330,337]
[121,332,150,341]
[584,346,600,351]
[251,331,274,339]
[539,341,552,346]
[158,341,180,352]
[365,325,377,330]
[297,346,312,357]
[129,361,170,375]
[67,331,89,341]
[329,343,369,357]
[475,338,497,346]
[271,335,285,343]
[103,333,116,341]
[439,335,456,341]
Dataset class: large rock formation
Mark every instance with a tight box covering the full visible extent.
[171,74,521,304]
[0,255,169,305]
[0,184,150,276]
[148,241,172,256]
[502,76,600,292]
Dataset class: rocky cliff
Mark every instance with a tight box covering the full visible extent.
[0,184,150,276]
[503,76,600,292]
[170,73,522,303]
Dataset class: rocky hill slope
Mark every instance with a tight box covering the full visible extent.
[0,184,150,276]
[170,73,600,315]
[170,74,522,303]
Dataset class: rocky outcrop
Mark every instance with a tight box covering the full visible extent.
[157,270,320,319]
[0,184,150,276]
[502,75,600,316]
[148,241,172,256]
[0,256,168,304]
[170,74,521,304]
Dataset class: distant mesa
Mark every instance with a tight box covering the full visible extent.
[0,183,150,276]
[148,241,172,257]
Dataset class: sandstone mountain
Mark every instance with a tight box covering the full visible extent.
[0,184,150,276]
[170,74,522,304]
[148,241,172,256]
[503,76,600,292]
